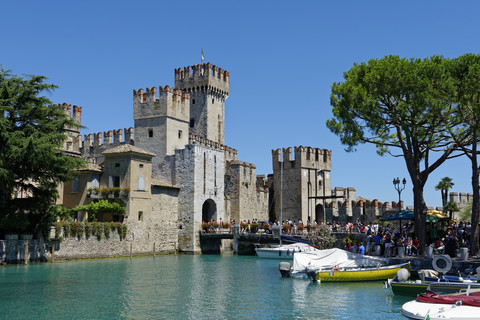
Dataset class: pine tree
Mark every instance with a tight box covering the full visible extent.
[0,68,85,236]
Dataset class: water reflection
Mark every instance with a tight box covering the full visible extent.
[0,255,410,320]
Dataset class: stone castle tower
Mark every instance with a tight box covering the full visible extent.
[174,64,229,145]
[59,103,82,156]
[133,86,191,180]
[271,146,332,223]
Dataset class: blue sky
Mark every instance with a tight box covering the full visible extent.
[1,0,480,208]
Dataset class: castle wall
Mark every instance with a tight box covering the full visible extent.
[271,146,332,223]
[175,144,225,253]
[225,161,268,223]
[256,175,269,221]
[448,192,474,220]
[81,128,134,164]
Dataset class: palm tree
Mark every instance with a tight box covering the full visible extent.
[435,177,454,211]
[444,201,460,220]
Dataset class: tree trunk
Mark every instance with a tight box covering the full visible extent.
[442,190,447,211]
[471,136,480,257]
[413,180,427,255]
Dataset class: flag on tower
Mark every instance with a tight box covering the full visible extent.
[201,49,205,62]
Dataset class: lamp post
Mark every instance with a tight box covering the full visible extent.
[393,177,407,212]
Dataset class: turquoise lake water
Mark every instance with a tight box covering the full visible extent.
[0,254,411,319]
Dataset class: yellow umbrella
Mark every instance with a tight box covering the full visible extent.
[426,210,449,222]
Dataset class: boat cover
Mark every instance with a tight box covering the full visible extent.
[291,248,388,274]
[417,290,480,307]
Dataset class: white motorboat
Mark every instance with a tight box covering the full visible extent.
[255,242,317,259]
[401,289,480,319]
[401,300,480,319]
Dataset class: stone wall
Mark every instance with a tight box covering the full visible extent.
[175,144,225,253]
[271,147,332,223]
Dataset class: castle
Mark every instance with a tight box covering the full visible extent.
[56,62,448,254]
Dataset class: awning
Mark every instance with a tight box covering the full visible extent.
[380,210,414,221]
[380,210,450,223]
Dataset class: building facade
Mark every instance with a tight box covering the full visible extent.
[59,63,269,253]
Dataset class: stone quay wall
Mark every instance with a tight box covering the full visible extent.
[0,224,178,263]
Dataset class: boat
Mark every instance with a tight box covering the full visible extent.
[401,289,480,319]
[291,248,388,275]
[312,262,410,282]
[387,255,480,296]
[255,242,317,259]
[390,279,480,297]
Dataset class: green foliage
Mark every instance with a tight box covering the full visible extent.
[459,202,474,222]
[77,222,85,238]
[435,177,454,208]
[307,225,335,250]
[54,221,63,239]
[85,223,93,238]
[444,201,460,219]
[72,200,125,221]
[326,55,464,254]
[104,223,111,238]
[118,224,127,239]
[53,220,126,241]
[0,212,30,234]
[0,68,85,235]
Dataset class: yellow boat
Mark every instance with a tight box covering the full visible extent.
[315,262,410,282]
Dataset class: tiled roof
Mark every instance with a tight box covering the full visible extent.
[151,178,179,189]
[103,144,155,157]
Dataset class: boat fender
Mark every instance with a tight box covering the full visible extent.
[396,268,409,282]
[432,255,452,274]
[287,249,290,256]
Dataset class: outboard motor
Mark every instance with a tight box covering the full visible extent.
[279,262,292,278]
[305,267,318,282]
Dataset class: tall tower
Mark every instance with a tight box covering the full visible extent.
[133,86,190,181]
[271,146,332,224]
[174,63,229,145]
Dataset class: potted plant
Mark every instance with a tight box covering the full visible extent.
[122,187,131,198]
[201,222,210,233]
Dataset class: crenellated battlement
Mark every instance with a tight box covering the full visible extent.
[228,160,256,169]
[133,85,190,123]
[54,102,82,126]
[256,175,269,192]
[82,127,134,149]
[174,63,229,97]
[272,146,332,171]
[188,133,237,155]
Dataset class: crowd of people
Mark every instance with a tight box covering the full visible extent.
[344,219,473,258]
[202,216,474,258]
